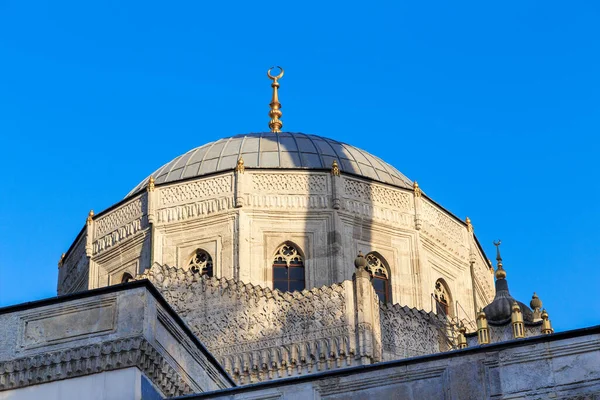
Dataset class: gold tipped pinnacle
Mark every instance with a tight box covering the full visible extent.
[87,210,94,224]
[493,240,506,280]
[267,66,284,133]
[413,181,422,198]
[147,176,155,192]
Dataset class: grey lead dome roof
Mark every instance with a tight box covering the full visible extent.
[127,132,412,197]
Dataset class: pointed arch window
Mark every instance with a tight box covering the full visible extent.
[189,249,214,277]
[121,272,134,283]
[365,253,390,303]
[434,279,452,317]
[272,243,305,292]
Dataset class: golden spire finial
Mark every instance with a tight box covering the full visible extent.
[147,176,155,192]
[58,253,65,268]
[466,217,473,233]
[267,66,284,133]
[331,160,340,176]
[493,240,506,279]
[235,157,245,174]
[413,181,422,198]
[87,209,94,224]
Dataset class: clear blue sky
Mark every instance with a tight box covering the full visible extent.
[0,1,598,332]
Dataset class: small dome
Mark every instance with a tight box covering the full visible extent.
[483,279,535,325]
[127,132,412,197]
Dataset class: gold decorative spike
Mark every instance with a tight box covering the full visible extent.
[147,176,155,192]
[235,157,245,174]
[331,160,340,176]
[58,253,65,268]
[267,66,284,133]
[493,240,506,279]
[511,301,525,338]
[413,181,422,198]
[87,210,94,224]
[466,217,473,233]
[541,309,553,334]
[476,308,489,344]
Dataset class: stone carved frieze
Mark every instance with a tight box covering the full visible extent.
[137,263,354,384]
[157,197,235,223]
[246,194,329,209]
[0,337,193,397]
[251,173,327,194]
[379,303,443,361]
[94,198,144,238]
[421,200,468,259]
[473,258,494,304]
[340,200,413,228]
[137,263,449,385]
[159,176,233,207]
[343,179,412,211]
[92,198,147,255]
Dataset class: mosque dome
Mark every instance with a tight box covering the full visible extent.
[127,132,412,197]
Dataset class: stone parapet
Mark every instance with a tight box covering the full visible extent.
[136,263,447,384]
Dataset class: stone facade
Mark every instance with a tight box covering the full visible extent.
[59,168,494,326]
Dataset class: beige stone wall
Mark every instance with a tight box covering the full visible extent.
[58,169,494,325]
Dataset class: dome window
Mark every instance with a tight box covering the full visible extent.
[434,279,452,318]
[272,243,305,293]
[189,249,214,277]
[365,253,391,303]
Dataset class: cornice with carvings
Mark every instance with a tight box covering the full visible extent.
[0,336,193,397]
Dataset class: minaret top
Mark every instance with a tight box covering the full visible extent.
[267,66,284,133]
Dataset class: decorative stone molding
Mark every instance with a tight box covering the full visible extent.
[136,262,448,385]
[159,175,233,207]
[246,194,329,209]
[0,337,193,397]
[343,178,412,211]
[251,173,327,194]
[379,303,444,361]
[92,197,147,255]
[421,200,468,260]
[157,197,235,223]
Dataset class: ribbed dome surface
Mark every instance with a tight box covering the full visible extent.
[127,132,412,197]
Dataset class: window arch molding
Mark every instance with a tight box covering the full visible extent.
[434,278,453,318]
[365,251,391,303]
[187,248,214,277]
[271,241,306,293]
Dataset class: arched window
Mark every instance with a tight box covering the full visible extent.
[121,272,134,283]
[434,279,452,317]
[365,253,390,303]
[272,243,305,292]
[189,249,214,277]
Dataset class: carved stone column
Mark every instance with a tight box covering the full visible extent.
[234,158,245,208]
[147,177,158,267]
[353,252,382,365]
[85,210,97,289]
[413,181,422,230]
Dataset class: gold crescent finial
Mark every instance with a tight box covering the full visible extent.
[267,67,284,133]
[267,66,284,81]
